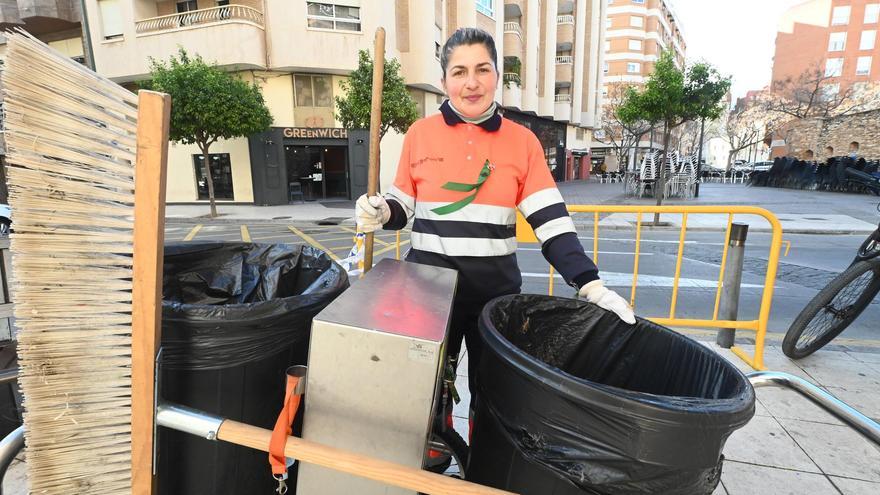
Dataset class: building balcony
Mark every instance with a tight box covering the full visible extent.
[554,94,572,122]
[557,15,574,48]
[0,0,81,35]
[94,4,266,81]
[502,73,522,110]
[135,5,264,35]
[503,21,523,57]
[503,0,524,19]
[555,60,572,86]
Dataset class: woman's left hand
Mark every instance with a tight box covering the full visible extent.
[578,280,636,324]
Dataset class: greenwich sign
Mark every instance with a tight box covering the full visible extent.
[283,127,348,139]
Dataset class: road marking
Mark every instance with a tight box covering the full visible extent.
[183,224,202,241]
[521,271,764,289]
[240,225,251,242]
[519,248,653,255]
[340,226,392,246]
[288,225,341,262]
[374,239,410,257]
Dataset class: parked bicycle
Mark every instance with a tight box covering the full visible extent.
[782,168,880,358]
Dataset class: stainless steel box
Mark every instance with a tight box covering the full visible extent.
[297,259,457,494]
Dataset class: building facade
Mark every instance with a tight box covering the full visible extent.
[773,0,880,93]
[46,0,607,205]
[591,0,686,171]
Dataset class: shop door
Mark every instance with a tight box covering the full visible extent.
[284,145,349,201]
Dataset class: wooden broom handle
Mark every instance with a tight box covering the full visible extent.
[217,419,516,495]
[364,27,385,273]
[131,90,172,495]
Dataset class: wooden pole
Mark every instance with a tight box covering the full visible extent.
[131,90,172,495]
[364,27,385,273]
[217,419,515,495]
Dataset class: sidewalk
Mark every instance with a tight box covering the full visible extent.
[165,182,880,234]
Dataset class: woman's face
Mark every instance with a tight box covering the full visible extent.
[441,43,498,118]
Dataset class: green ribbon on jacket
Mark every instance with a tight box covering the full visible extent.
[430,160,493,215]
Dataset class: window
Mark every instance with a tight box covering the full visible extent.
[576,127,585,140]
[627,62,641,73]
[176,0,197,12]
[476,0,493,17]
[828,32,846,51]
[632,0,645,3]
[865,4,880,24]
[628,39,642,51]
[831,6,850,26]
[856,56,872,75]
[604,40,610,51]
[825,57,843,77]
[861,30,877,50]
[294,75,333,107]
[193,154,234,200]
[307,2,362,31]
[603,61,609,73]
[217,0,230,5]
[97,0,123,40]
[606,17,612,29]
[630,16,644,28]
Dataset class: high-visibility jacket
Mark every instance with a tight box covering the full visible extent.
[383,100,599,304]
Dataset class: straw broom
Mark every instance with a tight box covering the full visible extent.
[2,30,170,494]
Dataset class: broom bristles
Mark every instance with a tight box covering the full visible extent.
[2,29,139,494]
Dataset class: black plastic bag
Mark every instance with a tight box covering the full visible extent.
[160,242,349,370]
[469,294,755,495]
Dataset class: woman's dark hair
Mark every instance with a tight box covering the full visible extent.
[440,27,498,77]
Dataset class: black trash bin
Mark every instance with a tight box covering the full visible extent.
[158,242,348,495]
[469,294,755,495]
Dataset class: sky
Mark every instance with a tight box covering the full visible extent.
[671,0,809,100]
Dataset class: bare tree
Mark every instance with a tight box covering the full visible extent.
[600,84,653,176]
[766,64,874,119]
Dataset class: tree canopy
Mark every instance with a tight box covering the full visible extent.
[335,50,419,140]
[147,48,273,216]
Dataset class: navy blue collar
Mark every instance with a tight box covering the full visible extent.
[439,100,502,132]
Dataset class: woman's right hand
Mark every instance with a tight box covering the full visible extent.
[355,194,391,233]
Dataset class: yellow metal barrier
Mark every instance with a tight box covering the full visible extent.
[520,205,783,370]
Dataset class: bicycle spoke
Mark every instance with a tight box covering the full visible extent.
[797,269,878,350]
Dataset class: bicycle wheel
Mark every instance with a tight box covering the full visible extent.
[783,258,880,359]
[424,426,469,479]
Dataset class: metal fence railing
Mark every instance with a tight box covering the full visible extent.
[518,205,784,370]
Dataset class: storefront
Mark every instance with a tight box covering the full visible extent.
[501,109,568,182]
[247,127,370,206]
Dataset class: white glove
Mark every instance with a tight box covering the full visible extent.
[578,280,636,324]
[355,194,391,233]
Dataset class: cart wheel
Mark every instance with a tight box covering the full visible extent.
[424,427,469,480]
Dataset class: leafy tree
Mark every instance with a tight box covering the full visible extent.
[147,48,272,217]
[618,52,730,223]
[335,50,419,144]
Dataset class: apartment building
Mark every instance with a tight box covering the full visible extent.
[773,0,880,94]
[591,0,686,171]
[51,1,607,206]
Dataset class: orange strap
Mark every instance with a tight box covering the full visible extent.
[269,368,304,477]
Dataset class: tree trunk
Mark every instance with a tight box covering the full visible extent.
[201,144,218,218]
[653,122,671,225]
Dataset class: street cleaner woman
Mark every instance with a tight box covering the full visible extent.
[356,28,635,411]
